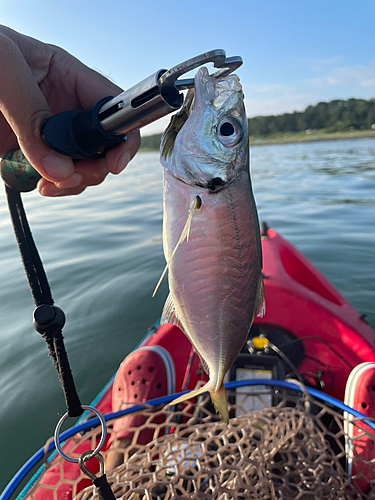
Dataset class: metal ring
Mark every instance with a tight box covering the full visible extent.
[54,405,107,463]
[78,450,105,481]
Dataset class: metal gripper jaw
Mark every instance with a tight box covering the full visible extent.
[97,50,243,137]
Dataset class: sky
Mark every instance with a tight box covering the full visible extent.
[1,0,375,135]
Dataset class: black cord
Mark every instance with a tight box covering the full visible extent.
[6,186,53,306]
[2,159,118,498]
[5,185,83,417]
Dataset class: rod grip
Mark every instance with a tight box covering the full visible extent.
[0,150,41,192]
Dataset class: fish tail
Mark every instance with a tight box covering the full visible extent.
[211,382,229,424]
[169,382,212,406]
[169,381,229,424]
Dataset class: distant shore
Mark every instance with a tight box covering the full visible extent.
[249,130,375,146]
[140,129,375,152]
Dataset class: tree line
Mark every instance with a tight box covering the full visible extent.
[248,98,375,136]
[140,97,375,149]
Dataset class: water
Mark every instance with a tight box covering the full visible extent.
[1,138,374,491]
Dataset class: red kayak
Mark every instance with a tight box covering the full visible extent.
[255,224,375,400]
[4,225,375,500]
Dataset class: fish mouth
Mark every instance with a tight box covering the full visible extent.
[194,177,227,194]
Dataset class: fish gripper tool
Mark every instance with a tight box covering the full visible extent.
[41,50,243,160]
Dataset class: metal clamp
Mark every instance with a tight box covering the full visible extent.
[159,49,243,91]
[78,450,105,481]
[36,49,243,160]
[98,49,243,137]
[54,405,107,463]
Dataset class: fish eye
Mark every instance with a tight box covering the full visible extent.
[217,118,243,147]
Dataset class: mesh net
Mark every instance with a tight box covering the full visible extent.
[24,388,375,500]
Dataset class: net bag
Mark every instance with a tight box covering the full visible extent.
[21,384,375,500]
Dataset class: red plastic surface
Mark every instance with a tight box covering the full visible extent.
[254,229,375,400]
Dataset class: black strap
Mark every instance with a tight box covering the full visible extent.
[6,185,53,306]
[93,475,117,500]
[5,186,83,417]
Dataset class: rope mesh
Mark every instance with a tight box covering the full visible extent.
[24,389,375,500]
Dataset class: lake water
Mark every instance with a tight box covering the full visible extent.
[1,138,375,491]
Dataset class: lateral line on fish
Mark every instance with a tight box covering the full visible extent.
[152,195,202,297]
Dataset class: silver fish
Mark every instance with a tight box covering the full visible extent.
[157,66,264,423]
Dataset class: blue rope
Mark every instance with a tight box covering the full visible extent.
[2,379,374,500]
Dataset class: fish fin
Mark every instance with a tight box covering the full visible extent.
[256,275,266,318]
[170,382,229,424]
[211,382,229,424]
[152,195,201,297]
[160,293,185,333]
[161,295,208,374]
[169,382,211,406]
[161,89,195,159]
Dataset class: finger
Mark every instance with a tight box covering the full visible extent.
[53,130,141,191]
[37,158,110,197]
[0,33,74,182]
[68,53,123,108]
[105,130,141,175]
[38,124,141,196]
[56,160,109,188]
[40,45,123,111]
[38,178,87,197]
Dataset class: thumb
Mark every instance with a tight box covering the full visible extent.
[0,33,74,182]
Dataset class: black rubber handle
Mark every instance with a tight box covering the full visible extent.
[41,97,126,160]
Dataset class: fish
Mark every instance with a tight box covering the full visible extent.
[156,66,264,423]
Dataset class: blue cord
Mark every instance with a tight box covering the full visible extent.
[2,379,374,500]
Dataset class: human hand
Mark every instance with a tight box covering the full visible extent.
[0,25,140,196]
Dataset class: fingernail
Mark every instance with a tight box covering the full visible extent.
[55,173,83,189]
[40,184,66,197]
[115,152,130,174]
[41,155,74,180]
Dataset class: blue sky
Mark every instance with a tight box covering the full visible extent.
[1,0,375,135]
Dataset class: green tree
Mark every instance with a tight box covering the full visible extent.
[248,97,375,136]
